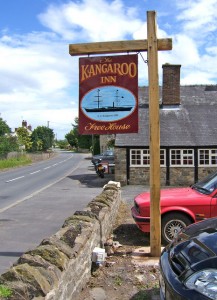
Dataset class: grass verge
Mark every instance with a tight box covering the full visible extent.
[0,155,32,170]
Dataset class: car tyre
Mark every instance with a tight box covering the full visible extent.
[162,213,192,245]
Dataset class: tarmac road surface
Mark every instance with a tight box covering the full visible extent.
[0,152,117,274]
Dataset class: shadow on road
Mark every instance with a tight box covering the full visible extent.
[0,252,24,257]
[67,173,115,188]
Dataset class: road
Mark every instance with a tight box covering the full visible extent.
[0,151,114,274]
[0,151,86,212]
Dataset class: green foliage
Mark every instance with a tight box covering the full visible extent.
[0,118,18,157]
[0,136,19,158]
[31,126,54,151]
[0,118,11,136]
[16,127,33,151]
[0,284,13,298]
[0,155,32,170]
[65,117,95,151]
[57,139,69,149]
[65,130,78,148]
[107,137,115,149]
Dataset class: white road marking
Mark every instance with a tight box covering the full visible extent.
[44,166,51,170]
[6,176,25,183]
[30,170,41,175]
[4,154,74,183]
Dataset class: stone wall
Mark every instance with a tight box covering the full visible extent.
[169,167,195,186]
[26,152,56,162]
[198,167,216,181]
[129,167,167,186]
[0,181,121,300]
[6,152,56,162]
[114,148,127,185]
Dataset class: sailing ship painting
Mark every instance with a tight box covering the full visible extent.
[81,86,136,122]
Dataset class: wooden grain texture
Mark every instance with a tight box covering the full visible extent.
[147,11,161,257]
[69,38,172,56]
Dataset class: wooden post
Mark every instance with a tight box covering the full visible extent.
[147,11,161,256]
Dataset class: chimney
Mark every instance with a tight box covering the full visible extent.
[162,64,181,106]
[27,125,32,131]
[22,120,27,127]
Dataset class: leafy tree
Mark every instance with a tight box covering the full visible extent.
[107,137,115,149]
[0,118,19,157]
[65,117,94,150]
[16,127,33,151]
[0,118,11,136]
[65,130,78,149]
[31,126,54,151]
[57,139,69,149]
[0,136,19,158]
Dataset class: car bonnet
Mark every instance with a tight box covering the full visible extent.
[166,218,217,280]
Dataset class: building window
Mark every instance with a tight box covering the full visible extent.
[130,149,166,167]
[198,149,217,166]
[170,149,194,166]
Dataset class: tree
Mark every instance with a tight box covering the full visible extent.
[0,136,19,158]
[31,126,54,151]
[0,118,11,136]
[0,118,19,158]
[65,130,78,149]
[16,127,33,151]
[65,117,93,150]
[56,139,69,149]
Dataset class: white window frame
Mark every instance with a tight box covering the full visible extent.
[170,149,194,167]
[198,149,217,166]
[130,149,166,167]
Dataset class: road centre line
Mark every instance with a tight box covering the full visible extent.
[5,156,73,183]
[6,176,25,183]
[44,166,51,170]
[30,170,41,175]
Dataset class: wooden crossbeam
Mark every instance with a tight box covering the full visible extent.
[69,38,172,56]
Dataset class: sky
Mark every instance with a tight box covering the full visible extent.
[0,0,217,139]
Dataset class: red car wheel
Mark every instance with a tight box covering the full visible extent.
[162,213,192,244]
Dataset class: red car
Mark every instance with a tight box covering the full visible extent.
[131,171,217,244]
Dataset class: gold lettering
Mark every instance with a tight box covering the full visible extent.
[101,76,116,84]
[85,122,131,131]
[80,61,137,82]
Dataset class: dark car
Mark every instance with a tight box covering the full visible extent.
[160,217,217,300]
[91,150,114,165]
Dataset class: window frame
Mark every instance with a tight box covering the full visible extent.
[170,149,194,167]
[198,149,217,167]
[130,149,166,167]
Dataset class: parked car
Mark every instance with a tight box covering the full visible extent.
[160,217,217,300]
[91,150,114,165]
[131,171,217,244]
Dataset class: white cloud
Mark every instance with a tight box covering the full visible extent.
[176,0,217,35]
[38,0,143,42]
[1,0,217,138]
[181,70,214,85]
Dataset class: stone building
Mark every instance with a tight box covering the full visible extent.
[114,64,217,186]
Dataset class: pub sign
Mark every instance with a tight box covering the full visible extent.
[79,54,138,134]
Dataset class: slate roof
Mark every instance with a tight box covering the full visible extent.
[115,85,217,147]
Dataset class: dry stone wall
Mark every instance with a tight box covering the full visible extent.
[0,181,121,300]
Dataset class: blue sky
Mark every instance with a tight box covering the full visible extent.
[0,0,217,139]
